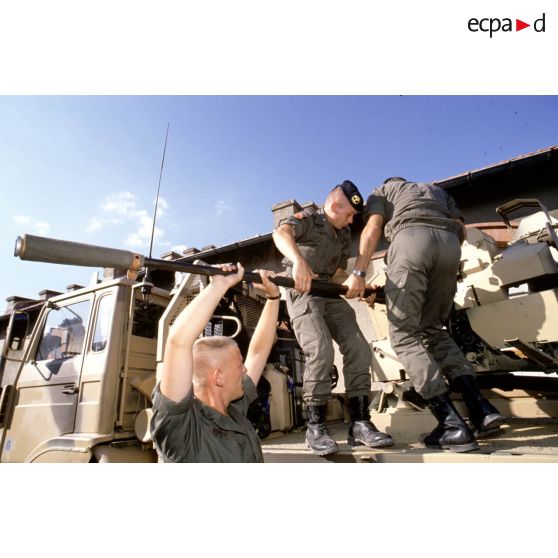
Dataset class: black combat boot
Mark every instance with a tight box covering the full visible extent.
[347,395,394,448]
[452,375,505,437]
[423,393,479,453]
[305,404,339,456]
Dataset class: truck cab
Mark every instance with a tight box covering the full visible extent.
[0,278,169,463]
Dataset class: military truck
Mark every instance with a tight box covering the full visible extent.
[0,242,310,462]
[3,198,558,462]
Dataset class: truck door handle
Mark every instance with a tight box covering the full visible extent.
[61,385,79,395]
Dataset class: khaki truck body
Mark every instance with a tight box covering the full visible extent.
[0,278,169,462]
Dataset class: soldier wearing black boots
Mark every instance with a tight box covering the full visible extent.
[421,375,504,451]
[273,181,394,455]
[346,177,505,453]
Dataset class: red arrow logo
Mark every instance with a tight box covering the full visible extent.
[516,19,530,31]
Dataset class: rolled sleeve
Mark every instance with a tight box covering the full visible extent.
[279,213,312,240]
[365,192,387,221]
[231,375,259,416]
[151,382,194,416]
[242,375,258,403]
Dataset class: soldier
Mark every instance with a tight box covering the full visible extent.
[345,177,504,453]
[273,180,394,456]
[150,264,280,462]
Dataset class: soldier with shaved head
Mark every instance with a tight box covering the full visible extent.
[273,180,393,455]
[150,264,280,462]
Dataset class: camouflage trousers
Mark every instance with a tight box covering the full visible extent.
[286,290,372,405]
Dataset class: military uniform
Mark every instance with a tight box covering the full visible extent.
[280,208,372,404]
[365,180,474,400]
[150,376,263,463]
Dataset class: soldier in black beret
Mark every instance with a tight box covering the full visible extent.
[273,180,393,455]
[338,179,364,212]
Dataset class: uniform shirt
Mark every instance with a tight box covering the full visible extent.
[365,180,464,242]
[279,207,352,279]
[150,376,264,463]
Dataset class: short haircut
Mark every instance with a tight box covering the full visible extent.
[192,336,238,387]
[383,177,407,184]
[326,185,351,208]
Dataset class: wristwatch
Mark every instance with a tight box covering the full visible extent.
[351,269,366,278]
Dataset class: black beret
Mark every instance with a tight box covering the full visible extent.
[337,180,364,212]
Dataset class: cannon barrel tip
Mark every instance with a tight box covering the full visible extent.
[14,233,145,271]
[14,235,24,258]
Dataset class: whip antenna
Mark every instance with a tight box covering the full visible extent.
[142,123,170,301]
[148,122,170,259]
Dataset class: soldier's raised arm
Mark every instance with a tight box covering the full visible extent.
[160,264,244,402]
[244,270,281,386]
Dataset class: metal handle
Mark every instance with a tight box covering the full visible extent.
[211,315,242,338]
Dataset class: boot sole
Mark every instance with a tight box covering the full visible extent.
[440,442,480,453]
[305,442,339,456]
[475,415,505,438]
[348,436,395,448]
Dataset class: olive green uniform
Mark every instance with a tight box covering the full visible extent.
[366,180,474,400]
[150,376,263,463]
[280,208,372,404]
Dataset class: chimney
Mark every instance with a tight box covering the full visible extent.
[301,201,319,213]
[161,251,182,261]
[4,296,35,314]
[182,247,201,258]
[38,289,62,301]
[66,284,84,292]
[271,199,302,229]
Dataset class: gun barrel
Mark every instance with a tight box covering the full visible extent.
[15,234,144,271]
[15,234,384,302]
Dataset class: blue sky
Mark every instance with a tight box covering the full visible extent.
[1,95,557,306]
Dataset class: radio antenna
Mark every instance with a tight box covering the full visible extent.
[148,122,170,259]
[142,123,170,301]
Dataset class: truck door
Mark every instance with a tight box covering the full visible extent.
[1,298,91,462]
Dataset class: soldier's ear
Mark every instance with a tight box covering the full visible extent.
[213,368,225,387]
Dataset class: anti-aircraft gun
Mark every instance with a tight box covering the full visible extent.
[1,234,382,462]
[367,198,558,437]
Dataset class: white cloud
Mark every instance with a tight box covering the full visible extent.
[13,214,51,236]
[86,217,104,233]
[172,244,187,254]
[156,196,168,217]
[35,221,51,235]
[13,215,31,224]
[215,200,234,216]
[102,191,136,216]
[88,190,167,250]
